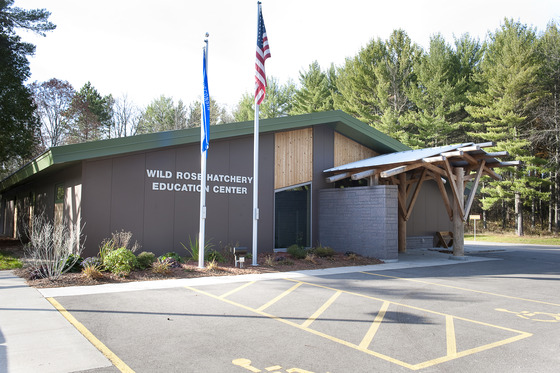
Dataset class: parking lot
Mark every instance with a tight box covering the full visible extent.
[39,244,560,372]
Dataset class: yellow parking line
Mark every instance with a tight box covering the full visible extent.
[360,272,560,307]
[446,315,457,356]
[185,285,416,370]
[257,282,302,312]
[301,291,342,328]
[359,301,390,349]
[46,297,135,373]
[185,280,532,371]
[220,281,256,299]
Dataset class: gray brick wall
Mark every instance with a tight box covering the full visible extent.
[318,186,398,260]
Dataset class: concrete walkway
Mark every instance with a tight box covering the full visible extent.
[0,247,498,373]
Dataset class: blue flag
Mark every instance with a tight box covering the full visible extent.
[202,47,210,152]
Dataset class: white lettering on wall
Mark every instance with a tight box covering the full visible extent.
[146,169,251,195]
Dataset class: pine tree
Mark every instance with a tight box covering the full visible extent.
[291,61,335,114]
[467,19,545,233]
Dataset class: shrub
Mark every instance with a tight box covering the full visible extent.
[160,252,183,263]
[305,253,318,264]
[24,215,84,280]
[81,261,103,280]
[287,244,307,259]
[136,251,156,269]
[157,256,182,268]
[206,249,225,263]
[81,257,101,268]
[103,247,137,276]
[62,254,83,273]
[181,236,213,261]
[151,259,171,275]
[311,245,336,258]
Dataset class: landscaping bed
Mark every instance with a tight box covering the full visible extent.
[2,237,383,288]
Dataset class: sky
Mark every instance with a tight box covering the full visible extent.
[15,0,560,113]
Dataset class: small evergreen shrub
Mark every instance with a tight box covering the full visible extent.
[287,244,307,260]
[157,256,182,268]
[81,261,103,280]
[136,251,156,269]
[103,247,137,276]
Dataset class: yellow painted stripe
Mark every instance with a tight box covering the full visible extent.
[301,291,342,328]
[257,282,302,312]
[360,272,560,307]
[446,315,457,356]
[219,281,256,299]
[411,332,532,370]
[285,278,531,335]
[359,301,390,349]
[46,297,135,373]
[185,286,417,370]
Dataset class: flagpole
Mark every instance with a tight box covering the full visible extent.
[252,102,259,266]
[199,33,209,268]
[252,1,270,266]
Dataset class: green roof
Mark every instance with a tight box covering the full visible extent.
[1,111,409,192]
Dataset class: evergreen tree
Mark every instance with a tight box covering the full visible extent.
[233,77,295,120]
[336,30,420,146]
[136,95,187,134]
[406,34,482,147]
[467,19,545,233]
[291,61,335,114]
[65,82,113,143]
[0,0,55,175]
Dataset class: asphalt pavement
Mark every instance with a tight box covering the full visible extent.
[1,242,558,373]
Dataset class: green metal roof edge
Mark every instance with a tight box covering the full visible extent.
[0,151,54,191]
[1,111,408,192]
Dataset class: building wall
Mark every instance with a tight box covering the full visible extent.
[406,180,453,245]
[0,164,81,241]
[81,134,274,257]
[318,186,398,260]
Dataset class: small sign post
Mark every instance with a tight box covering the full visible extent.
[470,214,481,241]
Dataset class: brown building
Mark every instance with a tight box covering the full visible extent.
[0,111,452,260]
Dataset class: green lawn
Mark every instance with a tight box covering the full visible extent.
[0,253,23,270]
[465,233,560,246]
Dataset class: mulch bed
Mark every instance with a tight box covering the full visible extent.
[2,238,383,289]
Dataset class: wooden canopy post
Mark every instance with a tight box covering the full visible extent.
[453,167,465,257]
[398,173,407,253]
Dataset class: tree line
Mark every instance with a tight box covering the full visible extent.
[1,1,558,232]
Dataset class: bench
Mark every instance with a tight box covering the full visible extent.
[435,231,454,249]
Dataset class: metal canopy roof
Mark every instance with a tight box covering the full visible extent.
[324,141,521,224]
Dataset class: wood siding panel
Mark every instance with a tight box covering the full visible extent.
[334,132,378,167]
[275,128,313,190]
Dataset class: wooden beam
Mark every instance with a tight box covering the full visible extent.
[483,165,502,181]
[421,162,448,178]
[435,174,453,220]
[461,152,479,166]
[423,155,446,163]
[441,150,464,158]
[405,168,427,221]
[379,162,425,178]
[444,158,465,220]
[325,172,351,183]
[351,169,377,181]
[398,173,407,253]
[463,160,485,221]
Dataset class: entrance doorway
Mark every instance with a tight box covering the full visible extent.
[274,184,311,248]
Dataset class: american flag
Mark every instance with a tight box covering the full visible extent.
[255,2,271,105]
